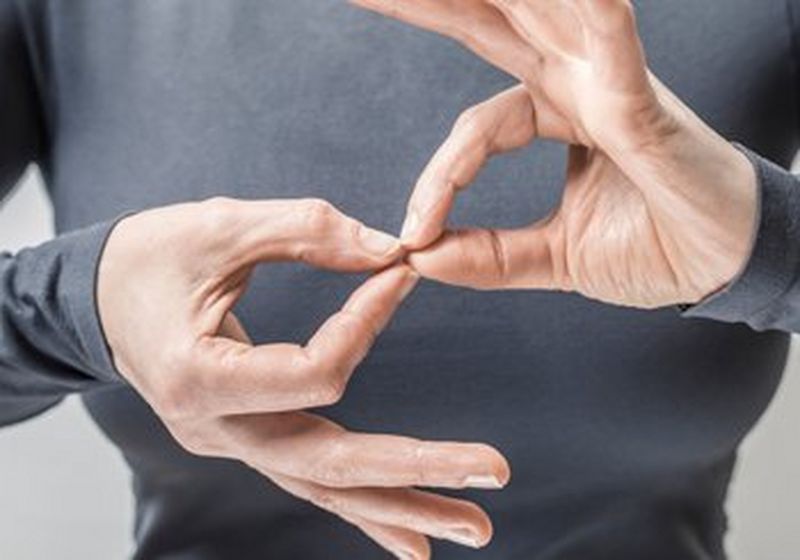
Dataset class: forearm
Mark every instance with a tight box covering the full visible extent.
[0,220,121,426]
[684,147,800,332]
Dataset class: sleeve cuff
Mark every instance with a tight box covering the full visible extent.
[60,216,129,383]
[682,146,800,329]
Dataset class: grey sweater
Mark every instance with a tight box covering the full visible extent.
[2,1,800,558]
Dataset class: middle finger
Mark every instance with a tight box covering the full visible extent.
[271,472,494,550]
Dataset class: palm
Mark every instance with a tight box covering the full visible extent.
[552,147,689,308]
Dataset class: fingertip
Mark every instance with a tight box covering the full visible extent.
[344,263,419,316]
[381,262,420,289]
[418,538,433,560]
[454,502,494,549]
[400,215,446,253]
[395,536,432,560]
[463,444,512,490]
[400,209,421,246]
[476,511,495,549]
[358,225,403,261]
[491,446,512,488]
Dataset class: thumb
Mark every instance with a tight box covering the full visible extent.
[408,225,561,291]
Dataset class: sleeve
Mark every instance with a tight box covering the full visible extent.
[682,147,800,332]
[0,1,122,426]
[0,222,123,425]
[0,0,43,198]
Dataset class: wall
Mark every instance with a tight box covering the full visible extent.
[0,170,133,559]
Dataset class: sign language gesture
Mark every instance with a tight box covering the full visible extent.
[97,198,509,559]
[353,0,758,309]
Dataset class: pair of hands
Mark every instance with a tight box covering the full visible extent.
[98,1,759,558]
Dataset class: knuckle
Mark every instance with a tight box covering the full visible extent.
[452,229,510,289]
[454,105,484,132]
[485,229,511,283]
[312,376,347,407]
[454,105,492,150]
[307,488,344,515]
[410,442,433,487]
[198,196,239,231]
[297,198,338,231]
[213,341,248,380]
[293,347,351,408]
[311,437,354,486]
[302,359,348,408]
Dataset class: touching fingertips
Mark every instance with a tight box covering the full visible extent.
[402,192,452,250]
[344,264,416,312]
[358,225,402,258]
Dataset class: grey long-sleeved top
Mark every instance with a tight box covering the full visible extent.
[2,1,800,558]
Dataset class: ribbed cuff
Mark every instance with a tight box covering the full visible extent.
[683,146,800,329]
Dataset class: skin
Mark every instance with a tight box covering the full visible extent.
[98,198,510,560]
[352,0,758,309]
[96,2,761,558]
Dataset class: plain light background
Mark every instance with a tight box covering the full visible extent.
[1,167,799,559]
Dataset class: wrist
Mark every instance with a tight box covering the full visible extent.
[671,124,759,303]
[96,213,144,382]
[615,93,759,304]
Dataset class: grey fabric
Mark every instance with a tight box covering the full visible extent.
[686,148,800,330]
[0,220,120,425]
[1,0,800,558]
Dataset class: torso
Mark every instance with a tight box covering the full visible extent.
[15,0,798,557]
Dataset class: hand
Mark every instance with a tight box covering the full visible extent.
[353,0,758,309]
[98,198,510,559]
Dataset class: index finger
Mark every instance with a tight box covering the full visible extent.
[178,265,418,419]
[400,85,538,249]
[200,197,403,272]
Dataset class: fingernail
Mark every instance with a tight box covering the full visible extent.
[400,210,420,243]
[464,475,504,489]
[445,529,482,549]
[359,227,400,256]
